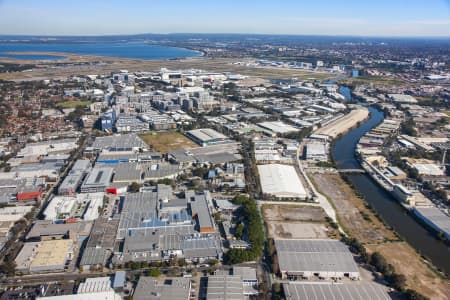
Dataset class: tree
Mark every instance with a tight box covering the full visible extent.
[404,289,430,300]
[386,273,406,291]
[401,118,417,136]
[235,223,245,240]
[129,261,140,270]
[224,195,264,264]
[370,252,389,274]
[207,259,219,266]
[273,282,282,300]
[0,260,16,276]
[129,182,142,193]
[341,236,368,262]
[178,258,187,267]
[147,268,161,277]
[157,178,174,186]
[192,167,209,179]
[436,189,447,202]
[66,105,86,122]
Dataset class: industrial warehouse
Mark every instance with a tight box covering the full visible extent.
[133,277,191,300]
[15,239,74,274]
[275,239,360,280]
[283,282,392,300]
[257,164,307,199]
[186,128,230,146]
[114,185,222,264]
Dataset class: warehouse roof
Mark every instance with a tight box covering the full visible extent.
[43,193,104,221]
[77,277,113,294]
[87,218,120,249]
[38,291,121,300]
[80,247,110,267]
[143,163,181,179]
[388,94,418,103]
[257,121,299,134]
[168,149,196,163]
[81,167,114,189]
[72,159,91,171]
[30,239,73,269]
[275,239,359,274]
[195,152,241,164]
[92,134,147,151]
[413,206,450,236]
[306,143,327,158]
[187,128,228,143]
[187,190,214,232]
[97,152,137,162]
[283,282,392,300]
[181,235,221,258]
[113,271,126,289]
[233,266,257,282]
[133,277,191,300]
[257,164,307,198]
[206,274,244,300]
[117,191,158,239]
[26,220,92,240]
[111,163,142,182]
[15,242,39,271]
[411,163,445,176]
[58,170,85,194]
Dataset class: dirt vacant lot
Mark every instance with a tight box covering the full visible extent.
[140,131,197,153]
[262,204,333,239]
[367,243,450,299]
[262,204,327,222]
[266,222,328,239]
[311,173,398,243]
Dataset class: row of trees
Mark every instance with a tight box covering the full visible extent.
[223,195,264,264]
[341,236,429,300]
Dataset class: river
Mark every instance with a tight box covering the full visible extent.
[332,106,450,274]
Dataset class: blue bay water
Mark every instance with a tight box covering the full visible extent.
[0,42,201,60]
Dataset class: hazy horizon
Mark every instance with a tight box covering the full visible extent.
[1,32,450,39]
[0,0,449,37]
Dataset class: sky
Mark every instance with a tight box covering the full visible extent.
[0,0,449,37]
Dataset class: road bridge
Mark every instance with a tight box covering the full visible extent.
[338,169,366,174]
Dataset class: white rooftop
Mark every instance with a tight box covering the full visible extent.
[38,291,121,300]
[257,164,307,199]
[257,121,300,134]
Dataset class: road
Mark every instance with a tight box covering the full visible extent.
[0,135,89,275]
[1,271,109,286]
[296,143,340,227]
[296,144,335,218]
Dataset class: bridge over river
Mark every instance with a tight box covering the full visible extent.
[337,168,366,174]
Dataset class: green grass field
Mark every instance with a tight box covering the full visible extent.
[57,100,92,109]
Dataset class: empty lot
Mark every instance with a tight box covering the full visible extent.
[367,243,450,299]
[140,131,197,153]
[262,204,334,239]
[310,173,398,243]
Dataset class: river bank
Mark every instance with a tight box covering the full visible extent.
[309,172,449,299]
[322,106,450,297]
[314,107,369,139]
